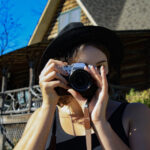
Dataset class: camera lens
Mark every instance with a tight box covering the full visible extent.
[69,69,92,91]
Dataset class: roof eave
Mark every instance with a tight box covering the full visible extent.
[28,0,61,46]
[76,0,97,26]
[28,0,98,45]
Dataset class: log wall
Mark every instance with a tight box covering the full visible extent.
[119,31,150,89]
[43,0,92,41]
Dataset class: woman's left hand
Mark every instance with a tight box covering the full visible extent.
[67,65,109,123]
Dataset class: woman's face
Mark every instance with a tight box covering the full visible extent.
[74,45,109,74]
[58,45,109,107]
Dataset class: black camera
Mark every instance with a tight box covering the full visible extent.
[55,63,98,102]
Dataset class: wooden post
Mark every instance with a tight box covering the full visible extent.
[1,68,7,92]
[0,132,6,150]
[0,67,7,150]
[0,68,7,112]
[29,61,35,87]
[0,95,3,114]
[28,61,35,112]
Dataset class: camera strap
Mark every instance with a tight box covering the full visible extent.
[84,101,92,150]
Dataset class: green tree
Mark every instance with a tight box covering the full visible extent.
[126,88,150,107]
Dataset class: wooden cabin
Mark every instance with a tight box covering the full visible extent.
[0,0,150,149]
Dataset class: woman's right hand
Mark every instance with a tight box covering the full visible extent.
[39,59,69,107]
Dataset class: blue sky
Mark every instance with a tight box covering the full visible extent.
[0,0,48,55]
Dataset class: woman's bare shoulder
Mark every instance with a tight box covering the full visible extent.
[124,102,150,120]
[123,103,150,149]
[121,102,150,137]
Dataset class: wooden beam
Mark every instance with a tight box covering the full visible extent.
[0,68,7,115]
[28,0,62,45]
[0,133,6,150]
[2,107,38,115]
[1,68,7,92]
[29,61,35,87]
[0,113,31,124]
[28,61,35,113]
[76,0,97,25]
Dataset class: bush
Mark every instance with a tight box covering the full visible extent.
[126,88,150,108]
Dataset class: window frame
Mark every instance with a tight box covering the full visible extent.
[58,7,81,32]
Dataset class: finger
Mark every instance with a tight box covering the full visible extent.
[101,66,108,93]
[40,62,68,77]
[40,59,67,76]
[45,80,69,89]
[45,63,68,76]
[84,65,102,87]
[40,62,55,77]
[84,65,94,79]
[67,89,85,101]
[90,65,102,83]
[45,59,67,68]
[41,71,68,84]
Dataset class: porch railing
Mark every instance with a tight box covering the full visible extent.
[0,84,132,115]
[0,85,42,115]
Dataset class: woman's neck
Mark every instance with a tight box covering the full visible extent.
[58,97,121,120]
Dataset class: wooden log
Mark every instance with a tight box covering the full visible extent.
[12,71,29,77]
[29,61,35,87]
[1,113,31,124]
[1,68,7,92]
[28,92,32,113]
[28,61,35,113]
[117,31,150,38]
[120,75,147,85]
[121,71,144,79]
[1,107,38,115]
[0,95,3,111]
[121,66,147,74]
[1,68,7,117]
[1,85,39,94]
[0,133,6,150]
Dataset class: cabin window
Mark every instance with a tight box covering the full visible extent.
[58,7,81,32]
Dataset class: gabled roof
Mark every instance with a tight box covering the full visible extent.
[28,0,61,46]
[80,0,150,30]
[28,0,97,45]
[28,0,150,46]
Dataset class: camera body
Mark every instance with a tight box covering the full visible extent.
[55,63,97,102]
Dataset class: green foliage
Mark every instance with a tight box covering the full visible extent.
[126,88,150,107]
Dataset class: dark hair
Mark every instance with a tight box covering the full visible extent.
[63,42,110,64]
[64,42,121,85]
[61,42,122,104]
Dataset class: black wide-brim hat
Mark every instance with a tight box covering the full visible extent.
[38,22,123,74]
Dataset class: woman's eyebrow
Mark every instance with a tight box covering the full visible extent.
[96,60,107,65]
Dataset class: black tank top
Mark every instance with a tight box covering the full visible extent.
[47,102,129,150]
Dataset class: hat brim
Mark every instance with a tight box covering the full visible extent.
[39,26,123,73]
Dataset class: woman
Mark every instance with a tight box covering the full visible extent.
[14,22,150,150]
